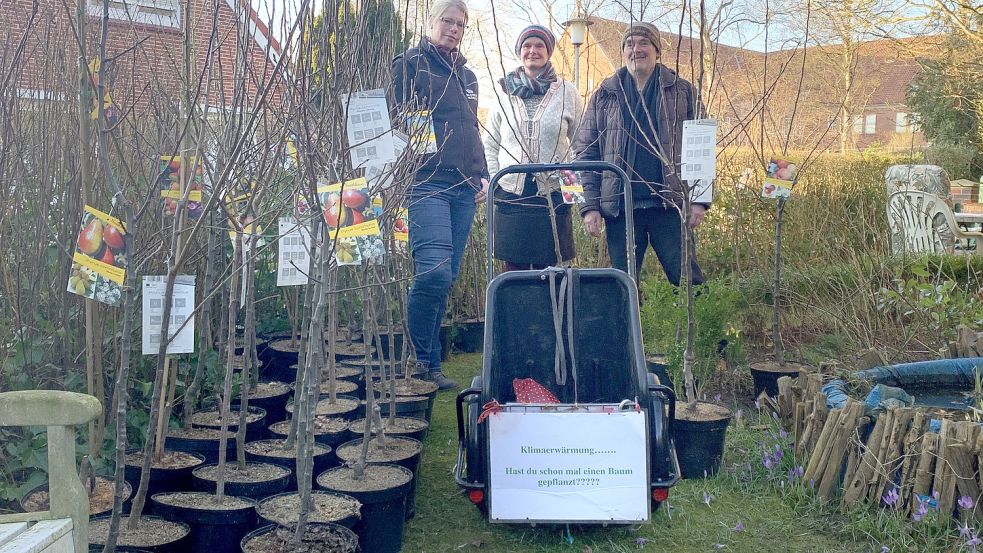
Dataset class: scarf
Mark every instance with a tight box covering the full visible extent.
[425,38,466,69]
[499,62,558,99]
[618,65,661,143]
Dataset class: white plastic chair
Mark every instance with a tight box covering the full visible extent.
[887,190,982,254]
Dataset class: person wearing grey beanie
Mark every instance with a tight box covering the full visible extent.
[572,20,709,286]
[483,25,583,270]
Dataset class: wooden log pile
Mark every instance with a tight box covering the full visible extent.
[768,374,983,517]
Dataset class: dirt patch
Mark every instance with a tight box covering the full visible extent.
[194,462,289,483]
[192,408,264,428]
[348,416,428,435]
[286,397,358,417]
[675,401,732,422]
[332,343,374,357]
[153,491,253,510]
[125,450,201,470]
[89,516,188,548]
[23,476,129,514]
[253,381,292,399]
[317,464,412,493]
[269,416,347,437]
[245,439,329,458]
[336,436,421,464]
[243,524,358,553]
[257,492,360,526]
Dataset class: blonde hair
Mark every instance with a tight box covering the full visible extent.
[428,0,468,25]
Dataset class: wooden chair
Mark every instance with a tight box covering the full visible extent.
[0,391,102,552]
[887,190,982,254]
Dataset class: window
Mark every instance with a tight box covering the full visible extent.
[864,114,876,135]
[88,0,181,29]
[852,116,863,135]
[896,112,909,133]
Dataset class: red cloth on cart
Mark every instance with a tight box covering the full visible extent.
[513,378,560,403]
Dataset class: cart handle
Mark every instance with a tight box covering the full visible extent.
[485,161,636,283]
[648,383,676,436]
[456,387,481,445]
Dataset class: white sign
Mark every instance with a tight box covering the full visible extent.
[142,275,196,355]
[681,118,717,207]
[277,217,312,286]
[488,408,649,522]
[343,89,396,169]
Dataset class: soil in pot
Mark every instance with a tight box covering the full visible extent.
[125,450,205,497]
[335,436,422,520]
[331,342,375,361]
[285,395,359,421]
[346,416,429,443]
[23,476,131,518]
[268,416,348,448]
[241,522,358,553]
[255,491,360,529]
[150,492,257,553]
[318,379,358,396]
[192,406,268,441]
[750,361,809,398]
[263,361,297,385]
[192,462,291,500]
[317,464,413,553]
[89,515,190,552]
[243,439,333,488]
[240,382,293,425]
[166,427,238,464]
[673,402,732,479]
[326,365,363,381]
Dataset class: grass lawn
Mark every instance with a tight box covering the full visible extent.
[402,354,877,553]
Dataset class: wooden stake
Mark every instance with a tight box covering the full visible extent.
[817,401,864,501]
[912,432,939,510]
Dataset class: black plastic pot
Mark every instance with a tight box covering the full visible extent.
[124,450,205,498]
[317,464,413,553]
[165,430,237,464]
[240,523,358,553]
[192,462,291,501]
[645,355,675,391]
[243,439,334,489]
[264,338,300,370]
[88,515,191,552]
[267,416,348,448]
[286,394,360,422]
[335,437,422,520]
[439,323,452,361]
[750,362,804,398]
[262,361,297,385]
[255,491,360,530]
[345,416,429,444]
[150,492,257,553]
[372,329,405,361]
[363,395,429,422]
[672,408,732,479]
[236,382,292,424]
[192,406,268,442]
[452,318,484,353]
[23,477,132,518]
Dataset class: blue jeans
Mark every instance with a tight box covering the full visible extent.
[406,178,477,372]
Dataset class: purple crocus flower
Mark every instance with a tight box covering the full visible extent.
[754,399,761,411]
[913,500,929,522]
[960,495,976,510]
[763,454,775,470]
[882,487,900,508]
[703,491,714,507]
[779,428,788,440]
[635,537,649,547]
[959,521,973,539]
[733,522,744,532]
[714,394,722,403]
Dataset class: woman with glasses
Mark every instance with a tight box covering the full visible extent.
[483,25,583,271]
[391,0,488,390]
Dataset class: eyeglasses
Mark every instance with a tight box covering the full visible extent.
[438,16,467,30]
[624,38,655,49]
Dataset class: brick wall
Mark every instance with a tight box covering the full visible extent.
[3,0,283,114]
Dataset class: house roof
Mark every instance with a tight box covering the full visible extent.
[225,0,282,59]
